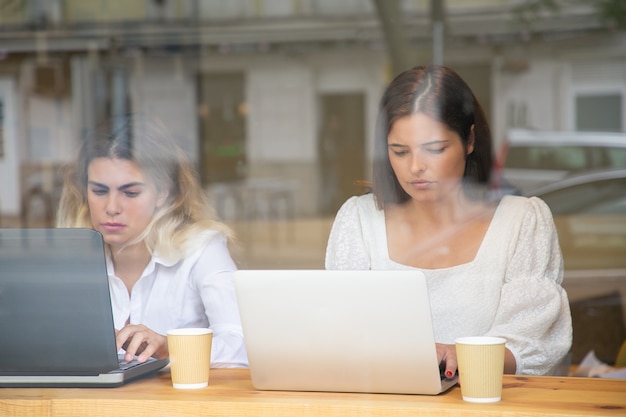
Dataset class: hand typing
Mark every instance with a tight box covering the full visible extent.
[115,324,169,363]
[436,343,458,379]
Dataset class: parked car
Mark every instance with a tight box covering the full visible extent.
[528,169,626,364]
[495,129,626,194]
[528,168,626,273]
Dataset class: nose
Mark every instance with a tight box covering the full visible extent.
[105,193,122,216]
[410,153,426,175]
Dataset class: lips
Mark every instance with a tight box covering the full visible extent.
[100,222,126,232]
[410,180,433,190]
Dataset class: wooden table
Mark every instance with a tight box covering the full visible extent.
[1,368,625,417]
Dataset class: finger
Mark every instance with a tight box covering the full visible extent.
[126,331,161,363]
[443,348,458,379]
[436,343,450,364]
[435,344,446,364]
[116,325,165,362]
[136,342,156,363]
[445,356,458,379]
[115,326,133,353]
[132,338,159,363]
[435,343,458,379]
[116,325,145,360]
[123,330,150,362]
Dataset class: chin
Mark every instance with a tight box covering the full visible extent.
[100,234,127,247]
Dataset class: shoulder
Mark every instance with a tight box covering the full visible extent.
[330,193,385,244]
[499,195,553,219]
[183,229,236,274]
[331,194,383,233]
[326,194,381,269]
[188,229,229,254]
[336,193,380,218]
[155,228,230,265]
[497,195,557,239]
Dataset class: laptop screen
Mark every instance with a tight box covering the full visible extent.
[0,228,118,375]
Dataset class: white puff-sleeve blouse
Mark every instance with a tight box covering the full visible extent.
[325,194,572,375]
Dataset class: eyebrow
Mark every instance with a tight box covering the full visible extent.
[88,181,146,190]
[387,139,449,148]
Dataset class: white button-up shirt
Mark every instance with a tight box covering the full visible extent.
[107,230,248,368]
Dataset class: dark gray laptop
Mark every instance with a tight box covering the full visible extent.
[234,269,458,395]
[0,228,168,387]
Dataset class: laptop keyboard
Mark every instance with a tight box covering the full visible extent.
[108,354,165,376]
[118,358,143,371]
[117,354,157,371]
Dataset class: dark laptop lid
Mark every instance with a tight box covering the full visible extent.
[0,228,118,376]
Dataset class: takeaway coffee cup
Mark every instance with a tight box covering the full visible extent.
[166,328,213,389]
[455,336,506,403]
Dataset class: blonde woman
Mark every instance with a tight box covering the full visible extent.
[57,114,247,368]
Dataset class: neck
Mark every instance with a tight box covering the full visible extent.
[405,192,473,227]
[109,242,152,294]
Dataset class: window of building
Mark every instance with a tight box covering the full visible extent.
[576,93,623,132]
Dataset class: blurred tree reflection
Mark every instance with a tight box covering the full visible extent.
[513,0,626,30]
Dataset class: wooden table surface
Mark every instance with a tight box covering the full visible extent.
[0,368,625,417]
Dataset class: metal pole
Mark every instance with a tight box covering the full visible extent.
[431,0,445,65]
[372,0,415,76]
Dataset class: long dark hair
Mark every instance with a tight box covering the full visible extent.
[372,65,493,209]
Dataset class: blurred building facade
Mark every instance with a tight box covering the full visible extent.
[0,0,624,223]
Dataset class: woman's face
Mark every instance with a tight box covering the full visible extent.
[387,112,474,204]
[87,157,166,249]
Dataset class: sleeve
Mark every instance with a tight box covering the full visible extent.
[194,234,248,368]
[486,197,572,375]
[325,196,372,270]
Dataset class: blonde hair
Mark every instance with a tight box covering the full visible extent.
[57,114,235,261]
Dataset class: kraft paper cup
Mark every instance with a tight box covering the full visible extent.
[455,336,506,403]
[167,328,213,389]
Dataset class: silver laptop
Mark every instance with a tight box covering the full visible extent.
[0,228,168,388]
[234,269,458,395]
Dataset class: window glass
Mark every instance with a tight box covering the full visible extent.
[544,177,626,272]
[198,73,247,184]
[576,94,623,132]
[607,148,626,167]
[2,1,626,352]
[553,147,587,171]
[540,178,626,215]
[505,146,587,171]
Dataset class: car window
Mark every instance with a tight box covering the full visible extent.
[539,177,626,215]
[553,147,587,171]
[607,148,626,168]
[505,146,587,171]
[585,195,626,214]
[505,145,626,172]
[541,176,626,272]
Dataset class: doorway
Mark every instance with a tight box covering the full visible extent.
[197,72,247,185]
[317,93,366,216]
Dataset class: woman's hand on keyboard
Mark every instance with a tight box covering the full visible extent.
[116,324,169,363]
[436,343,458,380]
